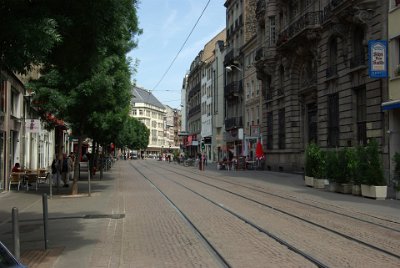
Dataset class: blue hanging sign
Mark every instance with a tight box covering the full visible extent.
[368,40,388,78]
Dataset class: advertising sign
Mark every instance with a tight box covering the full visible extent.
[368,40,388,78]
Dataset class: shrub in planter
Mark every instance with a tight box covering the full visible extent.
[305,143,321,178]
[393,152,400,198]
[359,139,387,199]
[305,143,325,187]
[363,139,386,186]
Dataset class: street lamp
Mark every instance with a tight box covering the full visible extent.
[225,64,242,72]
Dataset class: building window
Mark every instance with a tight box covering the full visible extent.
[327,93,339,147]
[356,86,367,146]
[278,65,284,96]
[327,37,338,78]
[307,103,317,143]
[269,16,276,46]
[267,112,273,149]
[278,108,285,149]
[351,26,365,68]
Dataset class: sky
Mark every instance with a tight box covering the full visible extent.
[128,0,226,109]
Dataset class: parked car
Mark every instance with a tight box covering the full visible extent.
[0,241,26,267]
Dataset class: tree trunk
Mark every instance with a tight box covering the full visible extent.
[71,135,83,195]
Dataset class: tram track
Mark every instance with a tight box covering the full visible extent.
[130,162,326,267]
[160,162,400,232]
[132,160,400,267]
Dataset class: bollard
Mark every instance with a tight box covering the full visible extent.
[12,207,20,260]
[42,194,48,250]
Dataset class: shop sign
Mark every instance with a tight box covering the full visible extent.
[368,40,388,78]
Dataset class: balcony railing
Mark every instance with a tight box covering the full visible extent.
[323,0,347,20]
[224,81,243,98]
[224,49,239,65]
[277,11,323,47]
[188,83,201,99]
[349,55,366,69]
[225,116,243,130]
[188,104,201,118]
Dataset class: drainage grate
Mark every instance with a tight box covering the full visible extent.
[83,214,125,219]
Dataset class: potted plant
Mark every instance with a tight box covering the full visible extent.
[313,150,326,189]
[346,147,361,195]
[325,150,340,192]
[360,139,387,199]
[304,143,322,187]
[337,148,352,194]
[393,152,400,200]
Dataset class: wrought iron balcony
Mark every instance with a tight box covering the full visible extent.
[225,116,243,130]
[224,81,243,98]
[188,104,201,119]
[224,49,239,66]
[277,11,323,47]
[188,82,201,99]
[323,0,347,20]
[349,55,366,69]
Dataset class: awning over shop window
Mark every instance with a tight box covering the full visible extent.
[382,100,400,111]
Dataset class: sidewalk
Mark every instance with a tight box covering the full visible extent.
[0,169,113,267]
[0,160,399,267]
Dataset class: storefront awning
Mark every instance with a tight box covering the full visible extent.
[382,100,400,111]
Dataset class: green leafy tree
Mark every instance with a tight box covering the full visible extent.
[30,0,141,194]
[0,0,61,73]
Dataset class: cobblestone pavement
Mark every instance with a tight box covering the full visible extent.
[142,161,400,267]
[0,159,399,267]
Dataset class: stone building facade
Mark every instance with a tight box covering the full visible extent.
[254,0,389,172]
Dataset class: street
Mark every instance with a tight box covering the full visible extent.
[1,160,400,267]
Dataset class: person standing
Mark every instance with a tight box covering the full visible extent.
[61,153,69,187]
[68,152,75,182]
[51,157,62,187]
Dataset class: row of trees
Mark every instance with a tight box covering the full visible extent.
[1,0,149,194]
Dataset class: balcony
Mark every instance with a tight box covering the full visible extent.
[225,116,243,130]
[323,0,348,20]
[224,81,243,98]
[188,83,200,99]
[188,104,201,119]
[277,11,323,48]
[224,49,239,66]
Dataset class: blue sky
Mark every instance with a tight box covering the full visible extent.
[128,0,226,109]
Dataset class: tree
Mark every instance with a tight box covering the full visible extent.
[0,0,61,73]
[30,0,141,194]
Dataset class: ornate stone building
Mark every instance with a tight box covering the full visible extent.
[255,0,389,172]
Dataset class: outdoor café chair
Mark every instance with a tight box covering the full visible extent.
[8,172,23,191]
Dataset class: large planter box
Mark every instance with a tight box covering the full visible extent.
[352,185,361,196]
[361,185,387,200]
[396,191,400,200]
[328,182,339,192]
[338,183,352,194]
[304,176,314,187]
[313,178,325,189]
